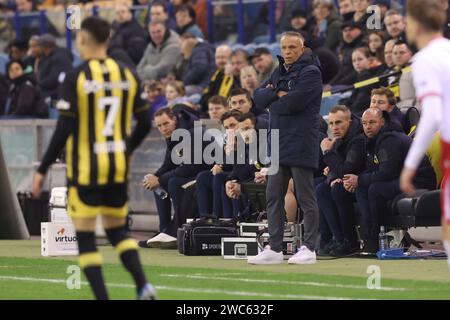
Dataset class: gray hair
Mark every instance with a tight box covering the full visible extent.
[280,31,305,45]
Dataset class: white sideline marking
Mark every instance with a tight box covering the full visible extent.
[161,274,407,291]
[0,275,369,300]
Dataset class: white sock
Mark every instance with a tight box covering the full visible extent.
[444,240,450,268]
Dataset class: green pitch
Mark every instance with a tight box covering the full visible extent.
[0,240,449,300]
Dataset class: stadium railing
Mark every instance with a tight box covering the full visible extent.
[0,119,165,221]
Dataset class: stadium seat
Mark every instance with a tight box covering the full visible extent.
[268,43,281,57]
[402,106,420,136]
[390,190,442,228]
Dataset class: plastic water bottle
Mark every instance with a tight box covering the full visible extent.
[379,226,389,251]
[152,186,168,199]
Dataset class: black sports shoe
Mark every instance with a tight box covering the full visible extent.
[317,239,341,256]
[138,240,150,248]
[329,239,360,257]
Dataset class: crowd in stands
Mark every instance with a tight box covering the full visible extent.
[1,0,450,254]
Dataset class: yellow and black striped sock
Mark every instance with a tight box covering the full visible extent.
[77,231,108,300]
[105,226,147,293]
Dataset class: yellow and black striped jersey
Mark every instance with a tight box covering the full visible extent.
[56,58,148,187]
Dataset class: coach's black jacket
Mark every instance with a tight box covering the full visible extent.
[358,119,436,190]
[154,125,212,186]
[324,114,366,184]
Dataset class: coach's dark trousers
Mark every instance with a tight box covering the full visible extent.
[355,179,400,240]
[196,171,232,218]
[267,165,319,252]
[316,181,357,244]
[154,170,192,233]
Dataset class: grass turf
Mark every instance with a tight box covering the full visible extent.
[0,240,449,300]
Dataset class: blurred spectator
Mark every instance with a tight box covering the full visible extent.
[7,39,33,71]
[310,0,343,52]
[287,8,309,33]
[341,46,386,115]
[150,1,177,31]
[199,44,236,114]
[228,49,250,87]
[316,105,365,256]
[109,2,148,66]
[249,47,277,84]
[165,80,190,106]
[27,35,42,75]
[392,40,412,70]
[0,73,9,115]
[176,35,215,95]
[239,65,259,96]
[367,30,386,65]
[369,87,406,132]
[165,80,201,124]
[391,40,416,110]
[37,34,73,107]
[207,95,228,120]
[175,4,204,39]
[3,60,47,118]
[137,21,181,81]
[372,0,390,28]
[14,0,59,42]
[337,0,355,21]
[327,20,365,87]
[135,0,151,27]
[351,0,371,30]
[143,79,167,119]
[171,0,196,11]
[384,9,406,40]
[383,38,396,69]
[193,0,208,38]
[0,3,14,42]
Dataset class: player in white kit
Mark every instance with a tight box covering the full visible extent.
[400,0,450,265]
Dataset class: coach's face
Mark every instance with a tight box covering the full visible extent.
[280,35,304,66]
[229,94,252,114]
[155,113,177,139]
[328,111,351,139]
[362,111,384,139]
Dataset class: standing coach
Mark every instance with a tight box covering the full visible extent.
[248,32,323,265]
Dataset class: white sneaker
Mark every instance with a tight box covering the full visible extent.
[288,245,317,264]
[147,233,177,248]
[248,246,283,265]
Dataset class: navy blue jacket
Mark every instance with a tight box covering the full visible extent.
[324,114,366,183]
[358,121,436,189]
[155,126,212,182]
[389,106,407,133]
[253,49,323,169]
[183,41,215,88]
[226,143,260,183]
[38,47,73,99]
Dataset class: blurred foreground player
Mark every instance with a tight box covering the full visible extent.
[32,17,155,299]
[400,0,450,266]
